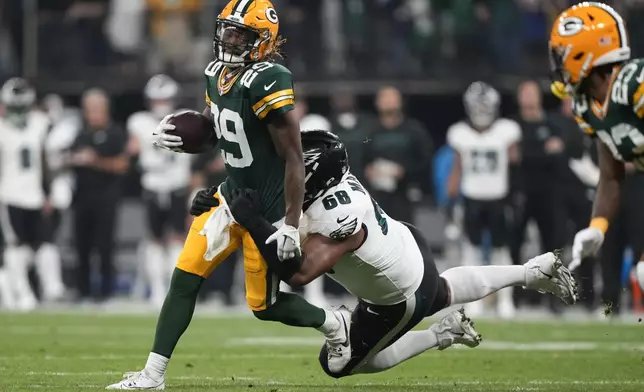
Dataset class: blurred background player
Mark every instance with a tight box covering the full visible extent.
[0,78,52,310]
[69,89,129,302]
[37,95,75,304]
[127,74,191,307]
[447,81,521,318]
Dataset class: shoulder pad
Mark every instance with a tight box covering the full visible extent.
[204,61,224,77]
[304,183,370,241]
[245,63,294,120]
[624,59,644,118]
[446,121,468,148]
[610,60,644,108]
[240,62,291,89]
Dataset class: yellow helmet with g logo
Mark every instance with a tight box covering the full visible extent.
[214,0,280,67]
[548,2,630,99]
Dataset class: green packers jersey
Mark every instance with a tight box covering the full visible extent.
[205,60,295,222]
[573,58,644,169]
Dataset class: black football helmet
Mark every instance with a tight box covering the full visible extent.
[301,129,349,209]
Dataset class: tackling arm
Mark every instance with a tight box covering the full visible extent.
[290,232,364,286]
[268,110,305,228]
[238,209,363,286]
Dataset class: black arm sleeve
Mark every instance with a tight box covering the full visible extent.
[41,148,51,198]
[243,217,302,281]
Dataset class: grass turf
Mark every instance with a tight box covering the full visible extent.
[1,312,644,391]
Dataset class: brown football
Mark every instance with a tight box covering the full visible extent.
[166,110,215,153]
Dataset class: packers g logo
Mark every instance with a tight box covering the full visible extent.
[558,17,584,37]
[266,8,278,24]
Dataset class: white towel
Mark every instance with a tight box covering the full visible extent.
[199,189,235,262]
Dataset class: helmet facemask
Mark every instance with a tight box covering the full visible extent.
[464,83,499,130]
[145,75,179,118]
[1,79,35,128]
[549,44,591,99]
[214,18,267,67]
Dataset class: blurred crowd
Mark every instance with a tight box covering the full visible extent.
[0,72,642,318]
[2,0,644,85]
[0,0,644,318]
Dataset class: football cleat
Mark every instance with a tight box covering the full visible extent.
[524,252,578,305]
[105,370,165,390]
[431,308,482,350]
[325,305,352,373]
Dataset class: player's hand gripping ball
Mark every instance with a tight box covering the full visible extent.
[153,110,214,153]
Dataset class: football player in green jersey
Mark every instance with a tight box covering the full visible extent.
[106,0,348,389]
[548,2,644,285]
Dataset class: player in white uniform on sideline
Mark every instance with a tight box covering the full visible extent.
[447,82,521,318]
[192,130,577,378]
[37,94,80,303]
[0,78,53,310]
[126,75,192,307]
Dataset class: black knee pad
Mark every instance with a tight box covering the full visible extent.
[318,344,345,379]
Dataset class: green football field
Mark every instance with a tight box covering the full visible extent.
[1,311,644,392]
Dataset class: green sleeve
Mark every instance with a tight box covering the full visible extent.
[247,63,295,122]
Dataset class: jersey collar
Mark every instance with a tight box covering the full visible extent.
[217,65,246,96]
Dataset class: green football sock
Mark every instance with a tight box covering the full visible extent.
[151,268,204,358]
[253,291,326,328]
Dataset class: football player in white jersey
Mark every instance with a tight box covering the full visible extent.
[192,130,577,377]
[36,94,77,303]
[447,81,522,318]
[126,75,193,307]
[0,78,53,310]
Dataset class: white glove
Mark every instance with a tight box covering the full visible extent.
[569,227,605,271]
[266,224,302,261]
[152,114,183,152]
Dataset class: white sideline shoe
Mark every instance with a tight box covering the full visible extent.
[431,308,482,350]
[524,252,578,305]
[105,369,165,390]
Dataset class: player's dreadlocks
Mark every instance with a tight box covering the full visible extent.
[266,35,287,62]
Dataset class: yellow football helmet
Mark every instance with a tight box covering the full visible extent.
[214,0,280,67]
[549,2,630,99]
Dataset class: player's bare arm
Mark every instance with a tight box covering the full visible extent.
[447,151,462,198]
[90,154,130,174]
[288,232,364,286]
[268,110,305,228]
[592,140,625,225]
[508,143,520,164]
[126,135,141,157]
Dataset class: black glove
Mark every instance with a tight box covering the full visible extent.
[189,186,219,216]
[228,188,262,228]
